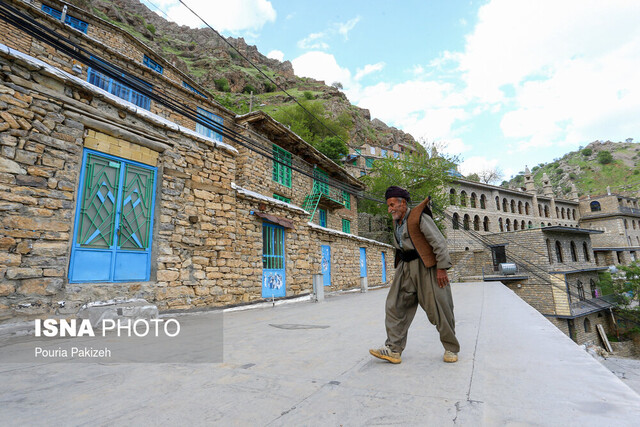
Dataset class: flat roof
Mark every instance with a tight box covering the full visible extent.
[541,225,603,234]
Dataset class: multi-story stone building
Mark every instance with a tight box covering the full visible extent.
[578,189,640,266]
[0,0,393,322]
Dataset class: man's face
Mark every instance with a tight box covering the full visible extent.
[387,197,408,222]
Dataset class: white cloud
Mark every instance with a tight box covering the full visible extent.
[267,50,284,61]
[354,62,385,81]
[291,52,352,86]
[410,65,425,75]
[155,0,276,32]
[459,157,499,176]
[297,32,329,50]
[336,17,361,40]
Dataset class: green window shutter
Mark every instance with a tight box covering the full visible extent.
[272,145,292,187]
[273,194,291,203]
[342,191,351,209]
[365,158,374,168]
[342,219,351,234]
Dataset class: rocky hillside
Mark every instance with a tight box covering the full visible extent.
[504,140,640,198]
[66,0,420,154]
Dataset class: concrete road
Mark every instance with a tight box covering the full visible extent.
[1,282,640,426]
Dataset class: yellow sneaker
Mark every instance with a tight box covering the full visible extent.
[369,345,402,364]
[443,350,458,363]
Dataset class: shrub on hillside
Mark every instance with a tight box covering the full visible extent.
[214,78,230,92]
[582,148,592,156]
[242,84,257,94]
[303,91,314,100]
[597,150,613,164]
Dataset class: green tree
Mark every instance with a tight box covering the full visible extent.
[597,150,613,164]
[582,148,592,156]
[314,136,348,164]
[359,147,458,229]
[466,173,480,182]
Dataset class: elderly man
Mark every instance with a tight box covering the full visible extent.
[369,186,460,364]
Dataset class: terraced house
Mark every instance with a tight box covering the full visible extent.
[0,0,392,322]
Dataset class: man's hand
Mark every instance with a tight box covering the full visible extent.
[436,269,450,288]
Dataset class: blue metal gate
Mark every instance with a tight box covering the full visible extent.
[321,245,331,286]
[381,252,387,282]
[360,247,367,277]
[262,222,286,298]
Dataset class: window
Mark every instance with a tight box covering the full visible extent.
[528,221,532,228]
[473,215,480,231]
[463,214,470,230]
[483,216,490,232]
[590,201,601,212]
[183,81,207,98]
[143,55,163,74]
[584,318,591,333]
[577,281,585,301]
[583,242,590,261]
[471,193,477,208]
[538,204,543,216]
[273,194,291,203]
[393,152,399,158]
[570,241,578,262]
[450,189,456,205]
[491,245,507,272]
[505,218,511,231]
[555,241,564,263]
[503,198,508,212]
[342,191,351,209]
[480,194,486,209]
[452,213,460,230]
[69,149,157,282]
[590,279,597,298]
[381,149,387,157]
[342,219,351,234]
[624,219,629,229]
[355,148,361,155]
[196,107,223,142]
[496,196,500,210]
[87,67,151,110]
[369,146,375,155]
[314,168,329,196]
[514,220,519,231]
[544,205,550,218]
[510,200,515,213]
[365,158,375,168]
[271,145,292,187]
[319,209,327,227]
[525,202,530,215]
[42,4,89,33]
[561,208,566,219]
[518,201,523,214]
[556,207,560,218]
[546,239,553,263]
[460,191,467,207]
[499,218,504,232]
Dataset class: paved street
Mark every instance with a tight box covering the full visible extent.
[1,282,640,426]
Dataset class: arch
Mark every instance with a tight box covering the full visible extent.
[590,201,601,212]
[556,206,560,218]
[525,202,530,215]
[570,241,578,262]
[503,198,508,212]
[583,318,591,333]
[572,209,577,220]
[499,218,504,232]
[452,212,460,230]
[561,207,565,219]
[546,239,553,263]
[510,200,516,213]
[590,279,597,298]
[577,280,585,301]
[544,205,550,218]
[538,204,543,216]
[555,241,563,263]
[541,222,545,227]
[495,196,500,210]
[463,214,470,230]
[473,215,480,231]
[518,201,523,214]
[483,216,490,232]
[583,242,590,262]
[449,188,456,205]
[521,220,526,230]
[470,192,477,208]
[480,194,487,209]
[528,221,533,228]
[505,219,511,231]
[514,220,519,231]
[460,191,467,207]
[624,219,628,229]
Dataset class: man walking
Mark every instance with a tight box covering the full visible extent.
[370,186,460,364]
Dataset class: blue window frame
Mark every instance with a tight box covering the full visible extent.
[381,149,387,157]
[69,149,157,283]
[41,5,88,33]
[319,209,327,227]
[196,107,223,142]
[182,81,208,98]
[143,55,163,74]
[87,66,151,110]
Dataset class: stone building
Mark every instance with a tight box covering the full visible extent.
[578,189,640,266]
[0,0,393,323]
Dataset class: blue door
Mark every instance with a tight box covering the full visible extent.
[360,247,367,277]
[321,245,331,286]
[262,222,286,298]
[381,252,387,282]
[69,150,156,282]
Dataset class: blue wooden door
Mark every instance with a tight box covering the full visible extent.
[381,252,387,282]
[360,247,367,277]
[262,222,286,298]
[69,150,156,282]
[319,209,327,227]
[321,245,331,286]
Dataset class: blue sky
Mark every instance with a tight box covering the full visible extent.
[143,0,640,181]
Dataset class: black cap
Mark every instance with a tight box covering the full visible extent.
[385,186,410,203]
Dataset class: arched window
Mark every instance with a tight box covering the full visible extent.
[510,200,515,213]
[470,192,477,208]
[624,219,628,229]
[572,209,577,220]
[583,242,590,262]
[480,194,486,209]
[541,222,545,227]
[460,191,467,207]
[505,219,511,231]
[555,241,563,263]
[538,204,543,216]
[544,205,550,218]
[483,216,490,232]
[525,202,530,215]
[499,218,504,232]
[528,221,533,228]
[463,214,470,230]
[590,201,601,212]
[521,220,526,230]
[473,215,480,231]
[590,279,597,298]
[561,207,565,219]
[514,220,519,230]
[556,206,560,218]
[517,201,522,214]
[633,220,637,230]
[452,212,460,230]
[577,281,585,301]
[449,188,456,205]
[546,239,553,263]
[570,241,577,262]
[503,198,508,212]
[496,196,500,210]
[584,318,591,333]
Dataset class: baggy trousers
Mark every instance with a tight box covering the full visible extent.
[384,258,460,354]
